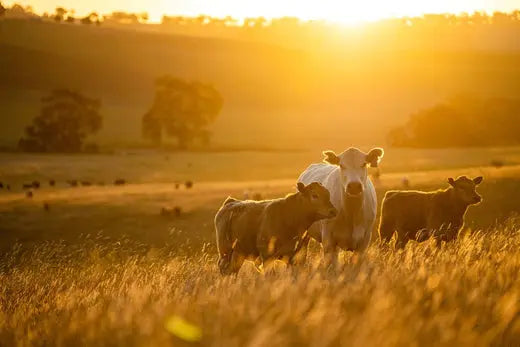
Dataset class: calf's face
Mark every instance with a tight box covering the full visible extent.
[448,176,483,205]
[323,147,384,197]
[297,182,337,218]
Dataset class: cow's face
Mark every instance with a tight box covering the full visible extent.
[448,176,483,205]
[297,182,337,219]
[323,147,384,197]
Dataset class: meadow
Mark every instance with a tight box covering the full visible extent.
[0,148,519,346]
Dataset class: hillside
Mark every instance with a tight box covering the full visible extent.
[2,19,520,149]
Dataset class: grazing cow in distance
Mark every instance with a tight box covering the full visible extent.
[81,181,92,187]
[49,179,56,187]
[32,181,40,189]
[298,147,384,265]
[185,180,193,189]
[67,180,78,187]
[0,182,3,189]
[22,183,33,189]
[379,176,483,249]
[161,206,182,217]
[114,179,126,186]
[215,182,337,275]
[26,191,33,198]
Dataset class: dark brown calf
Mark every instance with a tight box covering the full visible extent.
[215,182,337,275]
[379,176,483,248]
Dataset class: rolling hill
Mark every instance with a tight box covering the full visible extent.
[1,18,520,149]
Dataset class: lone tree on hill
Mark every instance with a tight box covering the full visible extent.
[19,89,103,153]
[142,76,223,149]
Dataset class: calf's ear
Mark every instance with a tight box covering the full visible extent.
[473,176,483,185]
[366,148,384,167]
[448,177,455,186]
[323,151,340,165]
[297,182,307,193]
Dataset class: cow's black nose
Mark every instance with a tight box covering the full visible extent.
[347,182,363,195]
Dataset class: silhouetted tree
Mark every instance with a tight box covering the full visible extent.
[19,89,103,153]
[0,2,6,17]
[54,7,66,22]
[142,76,223,149]
[388,95,520,148]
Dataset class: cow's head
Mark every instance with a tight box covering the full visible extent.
[448,175,483,205]
[323,147,384,197]
[297,182,337,219]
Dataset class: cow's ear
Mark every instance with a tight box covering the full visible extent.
[448,177,455,187]
[366,148,384,168]
[473,176,483,185]
[323,151,340,165]
[297,182,307,193]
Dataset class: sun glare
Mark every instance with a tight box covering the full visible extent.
[151,0,493,25]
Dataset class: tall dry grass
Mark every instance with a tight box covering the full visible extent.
[1,219,519,347]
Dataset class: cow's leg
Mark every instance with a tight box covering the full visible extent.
[225,251,245,275]
[395,229,409,250]
[378,216,396,244]
[288,232,311,267]
[322,229,339,267]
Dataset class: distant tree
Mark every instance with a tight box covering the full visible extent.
[66,15,75,23]
[81,15,91,25]
[388,95,520,148]
[0,2,6,17]
[142,76,223,149]
[54,7,67,22]
[19,89,103,153]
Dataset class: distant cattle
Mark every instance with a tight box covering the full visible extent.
[490,159,504,169]
[49,179,56,187]
[32,181,40,189]
[160,206,182,217]
[379,176,483,249]
[185,181,193,189]
[0,182,3,189]
[67,180,78,187]
[25,191,33,198]
[81,181,92,187]
[114,179,126,186]
[22,183,33,189]
[298,147,384,265]
[215,182,337,275]
[174,182,180,189]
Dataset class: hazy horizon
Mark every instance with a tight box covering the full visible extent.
[4,0,520,23]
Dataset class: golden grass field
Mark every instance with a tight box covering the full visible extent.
[0,148,519,346]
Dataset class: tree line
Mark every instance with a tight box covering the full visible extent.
[18,77,223,153]
[387,95,520,148]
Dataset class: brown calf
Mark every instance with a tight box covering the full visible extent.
[379,176,483,249]
[215,182,337,275]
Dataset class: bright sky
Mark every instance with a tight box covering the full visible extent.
[5,0,520,23]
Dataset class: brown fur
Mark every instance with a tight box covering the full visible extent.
[215,182,336,275]
[379,176,483,249]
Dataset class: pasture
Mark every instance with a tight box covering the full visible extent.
[1,148,520,346]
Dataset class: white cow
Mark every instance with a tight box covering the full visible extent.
[298,147,384,265]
